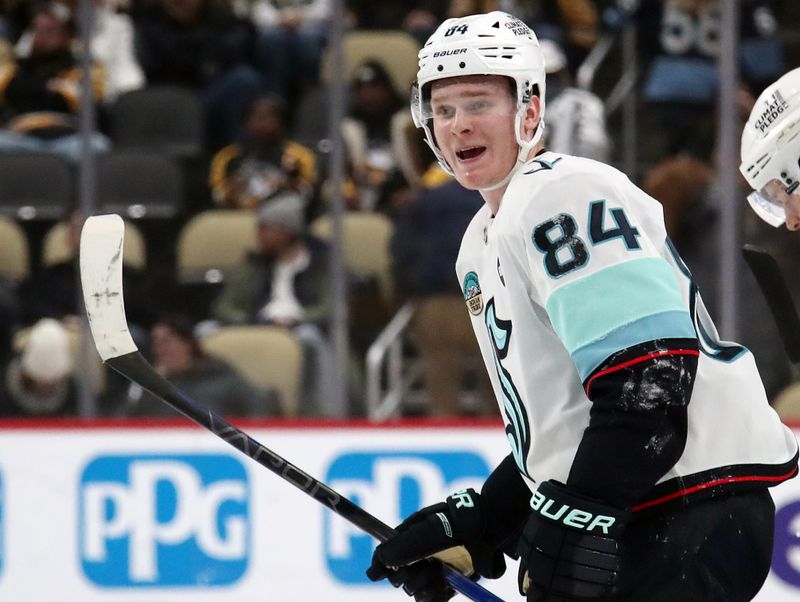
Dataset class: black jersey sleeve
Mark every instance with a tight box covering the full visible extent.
[566,338,699,509]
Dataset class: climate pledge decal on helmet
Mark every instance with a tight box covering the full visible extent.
[504,17,531,36]
[754,90,788,133]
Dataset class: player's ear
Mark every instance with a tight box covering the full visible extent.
[521,96,541,142]
[786,193,800,231]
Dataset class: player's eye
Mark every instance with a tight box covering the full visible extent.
[434,105,455,118]
[467,100,489,112]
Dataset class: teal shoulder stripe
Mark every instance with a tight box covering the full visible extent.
[572,311,696,380]
[546,257,689,355]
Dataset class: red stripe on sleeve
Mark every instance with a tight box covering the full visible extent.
[632,465,799,512]
[584,349,700,397]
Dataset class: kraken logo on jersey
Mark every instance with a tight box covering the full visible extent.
[485,298,531,478]
[463,271,484,315]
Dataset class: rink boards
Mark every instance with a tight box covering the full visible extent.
[0,420,798,601]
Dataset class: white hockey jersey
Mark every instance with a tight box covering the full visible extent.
[456,151,798,512]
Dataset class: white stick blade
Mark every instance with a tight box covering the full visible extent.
[79,214,138,361]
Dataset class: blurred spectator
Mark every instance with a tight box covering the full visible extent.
[344,1,448,43]
[342,60,406,210]
[541,37,611,162]
[18,210,153,328]
[88,0,145,100]
[133,0,265,150]
[209,93,316,209]
[0,318,78,417]
[545,0,599,69]
[391,178,493,416]
[0,278,18,369]
[643,153,716,245]
[212,191,338,414]
[644,152,795,400]
[213,190,327,325]
[0,1,29,42]
[636,0,785,162]
[120,314,282,417]
[14,0,145,101]
[239,0,331,103]
[0,12,15,65]
[392,178,481,299]
[0,1,110,161]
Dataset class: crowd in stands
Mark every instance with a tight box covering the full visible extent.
[0,0,799,421]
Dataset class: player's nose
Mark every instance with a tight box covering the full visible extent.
[450,108,473,134]
[785,193,800,230]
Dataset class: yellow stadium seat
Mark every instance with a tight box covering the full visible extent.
[44,218,146,269]
[176,210,257,283]
[322,30,421,95]
[311,211,394,304]
[201,325,303,416]
[0,217,29,280]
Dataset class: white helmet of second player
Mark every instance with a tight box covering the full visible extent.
[412,11,546,181]
[740,67,800,227]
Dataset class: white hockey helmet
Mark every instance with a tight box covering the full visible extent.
[412,11,546,180]
[740,67,800,227]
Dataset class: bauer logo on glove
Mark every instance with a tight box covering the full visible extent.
[518,481,629,599]
[530,487,620,534]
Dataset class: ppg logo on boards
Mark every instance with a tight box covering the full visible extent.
[772,498,800,587]
[324,451,491,584]
[79,454,249,587]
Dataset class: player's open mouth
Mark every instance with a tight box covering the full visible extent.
[456,146,486,161]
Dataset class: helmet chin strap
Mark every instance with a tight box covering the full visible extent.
[480,114,544,193]
[479,158,525,192]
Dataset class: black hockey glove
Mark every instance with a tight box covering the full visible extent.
[366,557,456,602]
[517,481,629,601]
[366,488,507,602]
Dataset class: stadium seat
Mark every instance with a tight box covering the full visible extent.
[200,325,303,416]
[0,217,29,280]
[43,219,146,269]
[310,211,394,304]
[774,382,800,422]
[97,150,184,219]
[176,210,257,284]
[0,152,73,220]
[111,85,204,158]
[322,30,421,95]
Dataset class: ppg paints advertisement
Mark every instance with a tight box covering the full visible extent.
[0,423,798,601]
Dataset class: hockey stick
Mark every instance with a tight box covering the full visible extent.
[741,244,800,363]
[79,214,504,602]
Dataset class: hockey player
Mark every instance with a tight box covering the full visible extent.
[366,11,799,602]
[740,67,800,231]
